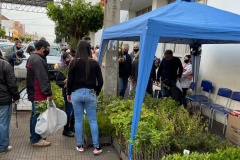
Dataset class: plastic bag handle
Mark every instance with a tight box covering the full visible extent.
[48,100,54,108]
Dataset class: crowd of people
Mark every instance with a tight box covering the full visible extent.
[119,44,193,106]
[0,38,193,156]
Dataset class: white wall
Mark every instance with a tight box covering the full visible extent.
[199,0,240,124]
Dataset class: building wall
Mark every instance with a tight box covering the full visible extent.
[14,21,25,36]
[199,0,240,124]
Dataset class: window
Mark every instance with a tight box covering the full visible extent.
[136,6,152,16]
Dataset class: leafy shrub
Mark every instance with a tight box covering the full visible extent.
[102,94,234,159]
[36,100,49,114]
[84,112,115,138]
[35,82,64,114]
[163,147,240,160]
[51,82,64,109]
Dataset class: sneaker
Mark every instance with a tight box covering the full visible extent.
[93,147,102,155]
[76,145,84,152]
[0,146,12,155]
[32,139,51,147]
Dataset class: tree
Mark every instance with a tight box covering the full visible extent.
[19,35,26,42]
[0,29,6,38]
[47,0,104,47]
[40,37,46,41]
[26,37,32,42]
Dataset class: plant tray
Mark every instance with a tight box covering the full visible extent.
[83,134,112,147]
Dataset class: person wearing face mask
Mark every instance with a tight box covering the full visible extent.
[180,55,193,96]
[56,53,74,137]
[129,43,139,61]
[156,50,183,97]
[26,46,35,55]
[26,40,52,147]
[4,40,22,60]
[92,49,99,61]
[119,44,132,98]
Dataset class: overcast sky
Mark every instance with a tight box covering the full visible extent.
[1,6,56,43]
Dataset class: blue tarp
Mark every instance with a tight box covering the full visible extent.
[98,0,240,159]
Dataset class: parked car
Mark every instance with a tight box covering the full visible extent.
[14,43,61,80]
[0,42,15,57]
[0,39,10,43]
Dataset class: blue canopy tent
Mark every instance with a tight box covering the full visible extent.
[98,0,240,159]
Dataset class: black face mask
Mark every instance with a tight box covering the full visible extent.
[65,60,71,66]
[43,49,50,56]
[123,51,128,55]
[16,47,21,50]
[184,59,189,64]
[134,49,139,53]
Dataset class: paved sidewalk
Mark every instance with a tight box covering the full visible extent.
[0,111,119,160]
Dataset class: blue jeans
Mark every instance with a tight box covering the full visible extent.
[119,78,129,98]
[161,80,176,97]
[71,88,99,147]
[64,96,73,131]
[30,102,42,143]
[0,104,12,153]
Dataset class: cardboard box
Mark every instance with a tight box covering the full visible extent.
[225,114,240,145]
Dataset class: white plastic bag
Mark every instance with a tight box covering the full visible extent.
[176,81,183,92]
[35,101,67,137]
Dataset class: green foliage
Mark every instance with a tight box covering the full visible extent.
[19,35,25,42]
[84,112,115,138]
[47,0,104,47]
[0,29,6,37]
[59,66,68,78]
[51,82,64,109]
[163,147,240,160]
[119,42,124,57]
[19,36,32,42]
[101,94,234,158]
[36,100,49,114]
[17,80,26,91]
[40,37,46,41]
[35,82,64,114]
[26,37,32,42]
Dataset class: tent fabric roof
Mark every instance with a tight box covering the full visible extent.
[101,0,240,43]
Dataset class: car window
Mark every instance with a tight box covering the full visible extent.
[49,44,61,56]
[21,44,27,50]
[0,44,14,52]
[25,43,61,56]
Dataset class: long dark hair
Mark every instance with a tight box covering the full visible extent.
[69,40,91,80]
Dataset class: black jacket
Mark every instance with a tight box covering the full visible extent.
[0,59,20,105]
[56,65,68,97]
[157,57,183,81]
[119,54,132,78]
[67,58,103,96]
[26,53,52,102]
[168,86,185,106]
[131,59,156,83]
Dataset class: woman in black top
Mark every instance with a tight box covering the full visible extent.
[67,40,103,154]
